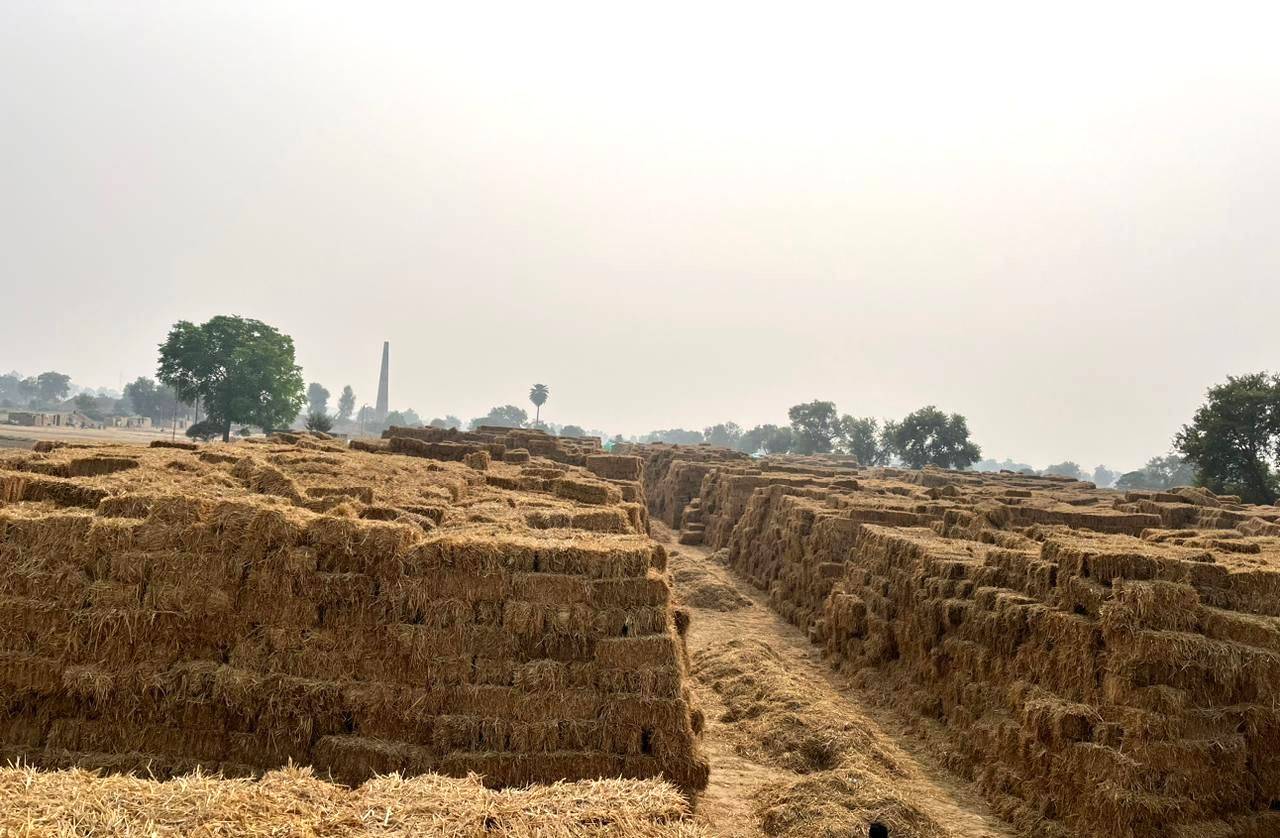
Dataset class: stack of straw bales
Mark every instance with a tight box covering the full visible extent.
[628,442,1280,837]
[0,439,707,795]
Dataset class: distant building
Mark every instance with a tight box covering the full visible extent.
[110,415,153,429]
[4,410,103,429]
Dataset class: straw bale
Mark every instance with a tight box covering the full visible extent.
[150,440,198,450]
[0,441,706,796]
[553,477,624,506]
[503,448,531,463]
[0,652,63,693]
[306,484,375,504]
[0,472,107,507]
[587,454,644,482]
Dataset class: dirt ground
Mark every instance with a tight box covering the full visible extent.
[0,424,194,449]
[656,522,1016,838]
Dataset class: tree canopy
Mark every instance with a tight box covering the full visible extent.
[529,384,549,423]
[1043,461,1083,480]
[158,315,305,442]
[787,401,841,454]
[336,386,356,423]
[305,411,334,433]
[839,416,890,466]
[471,405,528,429]
[1114,455,1196,491]
[703,422,743,449]
[429,415,463,430]
[883,406,981,469]
[306,382,330,416]
[639,428,704,445]
[1175,372,1280,504]
[36,371,71,404]
[122,377,190,424]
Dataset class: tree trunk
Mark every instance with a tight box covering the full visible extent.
[222,416,232,443]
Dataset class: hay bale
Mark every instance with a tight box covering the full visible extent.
[0,440,707,795]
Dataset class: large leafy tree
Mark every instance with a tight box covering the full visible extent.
[1114,455,1196,491]
[471,405,528,429]
[429,415,462,430]
[839,415,890,466]
[764,425,795,454]
[158,315,305,442]
[529,384,550,424]
[1043,461,1084,480]
[122,376,190,424]
[36,371,71,405]
[884,406,982,470]
[1175,373,1280,504]
[788,400,842,454]
[306,382,331,416]
[336,386,356,423]
[703,422,743,449]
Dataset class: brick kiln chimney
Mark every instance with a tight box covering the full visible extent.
[375,341,389,422]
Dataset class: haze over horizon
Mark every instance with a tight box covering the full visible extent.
[3,2,1279,472]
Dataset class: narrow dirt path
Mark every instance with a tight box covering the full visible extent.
[658,523,1016,838]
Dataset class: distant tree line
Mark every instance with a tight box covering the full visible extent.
[1,368,200,427]
[638,401,983,470]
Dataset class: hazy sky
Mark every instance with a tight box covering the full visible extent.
[3,2,1278,471]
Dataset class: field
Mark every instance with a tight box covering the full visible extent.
[1,428,1278,836]
[0,424,186,450]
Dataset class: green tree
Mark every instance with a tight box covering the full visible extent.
[306,411,334,433]
[0,373,31,406]
[1175,373,1280,504]
[703,422,743,449]
[471,405,529,429]
[529,384,550,424]
[884,406,982,470]
[1092,465,1117,488]
[764,425,795,454]
[36,371,71,405]
[1043,461,1084,480]
[337,386,356,423]
[306,382,330,416]
[158,315,305,443]
[185,419,221,442]
[737,424,773,455]
[123,376,190,424]
[430,415,462,430]
[839,415,890,466]
[639,428,704,445]
[1115,455,1196,491]
[788,400,841,454]
[73,393,102,419]
[560,424,586,438]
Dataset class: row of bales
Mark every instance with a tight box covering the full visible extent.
[0,428,708,795]
[623,441,1280,838]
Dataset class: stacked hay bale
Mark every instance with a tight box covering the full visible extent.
[0,441,708,794]
[621,445,752,530]
[629,442,1280,836]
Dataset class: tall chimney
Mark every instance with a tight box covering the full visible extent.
[375,341,390,421]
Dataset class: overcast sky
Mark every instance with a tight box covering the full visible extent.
[2,2,1278,470]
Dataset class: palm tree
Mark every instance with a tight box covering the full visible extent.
[529,384,550,424]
